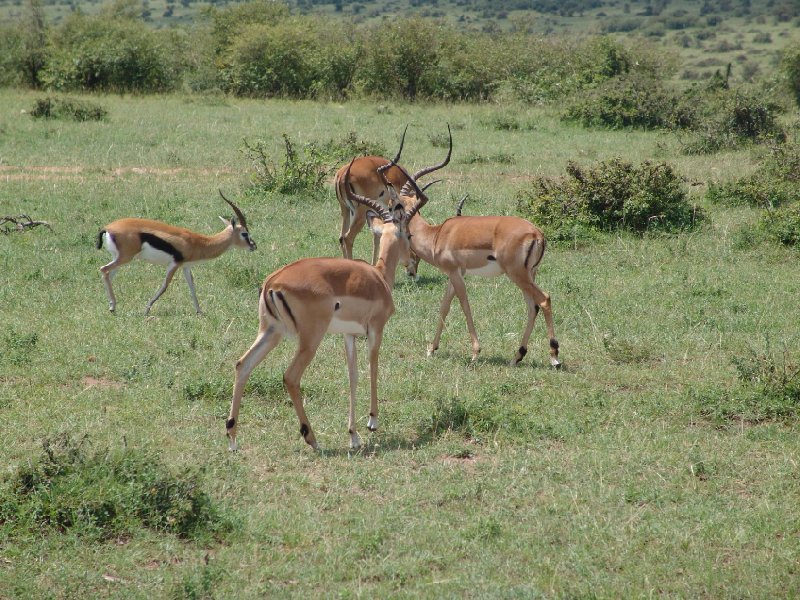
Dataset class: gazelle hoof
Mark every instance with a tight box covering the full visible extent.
[551,358,562,369]
[426,346,436,357]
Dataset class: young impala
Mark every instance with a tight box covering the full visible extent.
[226,162,426,451]
[333,125,451,277]
[97,191,256,315]
[382,162,561,368]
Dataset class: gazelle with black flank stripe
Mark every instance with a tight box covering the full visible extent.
[226,161,424,451]
[333,125,452,278]
[382,164,561,368]
[97,191,256,315]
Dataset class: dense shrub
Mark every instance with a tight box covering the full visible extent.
[706,141,800,208]
[29,96,108,121]
[562,73,678,129]
[42,14,173,93]
[0,433,231,541]
[759,204,800,246]
[516,158,700,241]
[243,134,330,196]
[681,87,785,154]
[780,42,800,107]
[0,26,25,87]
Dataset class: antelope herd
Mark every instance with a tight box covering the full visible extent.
[97,126,560,451]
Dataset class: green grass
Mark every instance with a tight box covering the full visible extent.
[1,88,799,597]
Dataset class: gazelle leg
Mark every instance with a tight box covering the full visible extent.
[450,272,481,361]
[100,261,124,312]
[227,325,283,451]
[183,266,202,315]
[344,334,361,449]
[428,280,456,357]
[145,263,181,315]
[284,332,325,450]
[366,326,383,432]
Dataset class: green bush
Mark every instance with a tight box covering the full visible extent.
[243,134,330,196]
[0,433,231,541]
[562,73,678,129]
[680,87,785,154]
[759,203,800,246]
[706,141,800,208]
[516,158,700,241]
[42,13,173,93]
[29,96,108,121]
[780,42,800,107]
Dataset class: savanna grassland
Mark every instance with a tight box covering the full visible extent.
[1,85,799,597]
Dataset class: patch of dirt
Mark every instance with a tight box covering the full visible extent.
[81,376,124,390]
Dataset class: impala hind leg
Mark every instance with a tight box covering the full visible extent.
[366,326,384,433]
[510,275,560,368]
[284,332,325,450]
[344,334,362,449]
[227,325,283,451]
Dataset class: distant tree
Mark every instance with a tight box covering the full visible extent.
[21,0,47,88]
[781,43,800,106]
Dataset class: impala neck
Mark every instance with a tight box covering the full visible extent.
[373,222,404,289]
[406,212,439,265]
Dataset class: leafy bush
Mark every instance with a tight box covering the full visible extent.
[516,158,700,241]
[562,73,679,129]
[706,141,800,208]
[759,203,800,246]
[780,42,800,106]
[29,96,108,121]
[42,13,173,93]
[243,134,330,196]
[680,86,785,154]
[0,433,231,541]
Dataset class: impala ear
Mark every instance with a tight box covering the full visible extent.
[365,210,385,235]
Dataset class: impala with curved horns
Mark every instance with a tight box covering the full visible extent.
[97,191,256,315]
[382,160,561,368]
[226,162,427,451]
[333,124,452,277]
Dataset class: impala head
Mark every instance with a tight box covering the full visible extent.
[344,159,416,276]
[218,190,257,251]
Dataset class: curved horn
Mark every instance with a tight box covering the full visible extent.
[344,158,393,223]
[377,124,408,176]
[399,168,430,223]
[218,189,248,229]
[455,193,468,216]
[410,123,452,183]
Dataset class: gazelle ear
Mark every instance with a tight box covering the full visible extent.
[219,215,229,225]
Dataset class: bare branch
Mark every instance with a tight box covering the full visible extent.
[1,215,52,234]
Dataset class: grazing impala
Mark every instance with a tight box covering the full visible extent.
[226,161,426,451]
[382,163,561,368]
[333,125,452,278]
[97,191,256,315]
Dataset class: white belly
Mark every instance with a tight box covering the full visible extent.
[466,262,503,277]
[327,316,367,335]
[137,243,175,265]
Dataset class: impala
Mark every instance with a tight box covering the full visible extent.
[97,191,256,315]
[226,161,426,451]
[333,125,452,277]
[383,164,561,368]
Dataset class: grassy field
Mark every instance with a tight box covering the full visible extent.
[1,88,799,597]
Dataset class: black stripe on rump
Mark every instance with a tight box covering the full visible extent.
[140,232,184,263]
[523,240,536,270]
[275,291,297,327]
[264,289,278,320]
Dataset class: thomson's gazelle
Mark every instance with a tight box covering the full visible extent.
[97,191,256,315]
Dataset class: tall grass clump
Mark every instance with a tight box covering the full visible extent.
[693,348,800,425]
[29,96,108,121]
[0,433,232,542]
[516,158,701,242]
